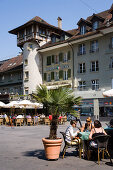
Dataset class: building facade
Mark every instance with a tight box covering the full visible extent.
[0,55,23,96]
[4,4,113,116]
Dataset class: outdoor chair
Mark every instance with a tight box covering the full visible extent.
[87,135,112,165]
[0,118,3,125]
[44,117,50,125]
[60,132,81,159]
[16,118,22,126]
[26,118,33,126]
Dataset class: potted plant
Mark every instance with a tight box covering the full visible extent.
[32,84,81,160]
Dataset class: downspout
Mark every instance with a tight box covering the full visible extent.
[68,42,75,89]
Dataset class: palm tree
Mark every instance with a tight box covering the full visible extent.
[32,84,81,139]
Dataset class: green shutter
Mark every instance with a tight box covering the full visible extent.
[47,56,51,65]
[59,53,63,62]
[44,73,47,81]
[52,55,54,63]
[59,70,63,79]
[51,72,54,80]
[68,69,71,78]
[67,51,71,60]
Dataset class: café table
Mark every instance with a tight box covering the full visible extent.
[78,132,90,158]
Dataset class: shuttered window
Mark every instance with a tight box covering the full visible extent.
[68,69,71,78]
[67,51,71,60]
[52,55,54,63]
[51,72,54,80]
[47,56,51,65]
[59,70,63,79]
[59,53,63,62]
[44,73,47,81]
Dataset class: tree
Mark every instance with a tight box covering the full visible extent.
[32,84,81,139]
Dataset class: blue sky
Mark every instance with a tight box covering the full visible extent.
[0,0,113,61]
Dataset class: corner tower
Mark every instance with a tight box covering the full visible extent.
[9,16,65,94]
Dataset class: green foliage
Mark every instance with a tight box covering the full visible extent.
[32,84,81,139]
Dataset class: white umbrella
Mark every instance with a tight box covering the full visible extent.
[16,100,43,109]
[102,89,113,97]
[5,101,20,108]
[0,101,6,108]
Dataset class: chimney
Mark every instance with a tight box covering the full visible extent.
[57,17,62,29]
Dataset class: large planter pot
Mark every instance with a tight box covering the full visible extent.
[42,137,63,160]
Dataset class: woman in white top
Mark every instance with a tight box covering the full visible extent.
[65,120,79,144]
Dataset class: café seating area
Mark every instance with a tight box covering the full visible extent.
[0,114,67,127]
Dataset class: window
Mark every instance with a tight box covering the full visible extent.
[39,29,42,35]
[79,81,86,91]
[63,53,68,62]
[109,37,113,48]
[67,51,71,60]
[54,55,59,64]
[25,71,29,80]
[26,27,32,36]
[25,87,29,95]
[24,59,28,65]
[10,73,13,80]
[47,73,51,82]
[54,72,59,81]
[47,56,51,65]
[78,44,86,55]
[18,72,22,80]
[112,79,113,89]
[110,57,113,68]
[63,70,68,80]
[51,36,56,43]
[78,63,86,73]
[44,73,47,81]
[92,21,99,30]
[91,61,99,72]
[91,80,99,90]
[80,25,86,35]
[0,75,4,82]
[46,30,50,36]
[90,40,99,52]
[19,30,24,39]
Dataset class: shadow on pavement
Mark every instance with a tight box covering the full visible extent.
[23,149,46,160]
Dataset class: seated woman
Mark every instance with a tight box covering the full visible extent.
[65,120,80,145]
[89,120,107,148]
[81,117,94,132]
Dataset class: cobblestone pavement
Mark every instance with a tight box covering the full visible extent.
[0,121,113,170]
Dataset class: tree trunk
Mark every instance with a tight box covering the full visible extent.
[49,114,58,139]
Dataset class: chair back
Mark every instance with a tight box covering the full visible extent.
[60,132,66,142]
[93,135,110,149]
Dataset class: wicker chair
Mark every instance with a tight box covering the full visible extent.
[60,131,81,159]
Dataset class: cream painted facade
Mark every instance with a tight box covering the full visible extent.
[42,46,73,88]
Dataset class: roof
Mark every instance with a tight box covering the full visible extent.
[39,6,113,51]
[9,16,71,36]
[0,55,23,73]
[67,29,78,35]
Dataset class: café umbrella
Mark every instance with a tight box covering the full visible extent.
[102,89,113,97]
[0,101,6,108]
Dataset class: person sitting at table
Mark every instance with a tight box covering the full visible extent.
[65,120,80,145]
[81,117,94,132]
[89,120,107,148]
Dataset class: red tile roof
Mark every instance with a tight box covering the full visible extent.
[40,6,113,50]
[9,16,71,35]
[0,55,23,73]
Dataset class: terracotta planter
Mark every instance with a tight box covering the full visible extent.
[42,137,63,160]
